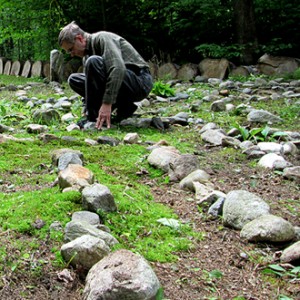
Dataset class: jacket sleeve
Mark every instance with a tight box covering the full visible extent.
[96,33,126,105]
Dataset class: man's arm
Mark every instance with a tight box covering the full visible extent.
[93,33,126,130]
[99,33,126,105]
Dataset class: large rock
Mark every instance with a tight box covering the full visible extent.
[280,241,300,263]
[257,53,300,76]
[177,63,198,81]
[157,62,179,79]
[201,129,227,146]
[223,190,270,230]
[229,66,251,77]
[58,152,83,171]
[198,58,230,79]
[82,183,117,212]
[58,164,94,190]
[61,234,110,270]
[64,220,118,247]
[247,109,283,124]
[83,249,160,300]
[283,166,300,182]
[168,154,200,182]
[258,153,286,169]
[147,146,181,173]
[240,214,295,243]
[257,142,283,154]
[32,108,61,125]
[179,169,211,191]
[50,49,65,83]
[72,211,100,226]
[51,148,83,166]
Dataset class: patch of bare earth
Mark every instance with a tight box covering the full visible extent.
[151,146,300,300]
[0,232,84,300]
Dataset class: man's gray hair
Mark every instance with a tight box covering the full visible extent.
[58,21,85,45]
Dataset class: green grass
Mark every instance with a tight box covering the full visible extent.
[0,189,81,234]
[105,185,204,262]
[0,122,203,265]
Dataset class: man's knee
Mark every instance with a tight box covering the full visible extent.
[68,73,85,96]
[68,73,78,86]
[85,55,105,70]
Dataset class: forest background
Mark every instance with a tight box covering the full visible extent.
[0,0,299,67]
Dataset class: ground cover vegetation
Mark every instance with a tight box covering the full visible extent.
[0,0,299,64]
[0,70,299,299]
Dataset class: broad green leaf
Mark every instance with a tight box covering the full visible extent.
[268,264,286,272]
[291,266,300,274]
[261,126,270,138]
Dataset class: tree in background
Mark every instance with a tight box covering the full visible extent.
[0,0,63,61]
[254,0,300,58]
[0,0,299,65]
[233,0,258,64]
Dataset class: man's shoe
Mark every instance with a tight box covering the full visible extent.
[76,117,89,129]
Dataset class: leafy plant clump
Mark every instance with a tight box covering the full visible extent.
[151,80,176,97]
[262,264,300,282]
[232,123,287,143]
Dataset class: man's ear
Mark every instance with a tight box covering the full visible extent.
[76,34,84,42]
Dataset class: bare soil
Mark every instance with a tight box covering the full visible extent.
[0,143,299,300]
[151,146,300,300]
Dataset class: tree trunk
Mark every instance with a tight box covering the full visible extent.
[233,0,258,64]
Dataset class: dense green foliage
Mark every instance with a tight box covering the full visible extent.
[0,0,299,64]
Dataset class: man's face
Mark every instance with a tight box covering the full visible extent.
[61,34,86,58]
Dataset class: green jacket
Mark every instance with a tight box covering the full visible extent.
[85,31,149,105]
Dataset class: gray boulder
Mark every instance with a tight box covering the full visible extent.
[72,211,100,226]
[240,214,295,242]
[280,241,300,263]
[201,129,227,146]
[168,154,200,182]
[247,109,282,124]
[83,249,160,300]
[32,108,60,125]
[58,152,83,171]
[61,234,110,270]
[82,183,117,213]
[147,146,181,173]
[283,166,300,182]
[64,220,118,247]
[179,169,211,191]
[223,190,270,230]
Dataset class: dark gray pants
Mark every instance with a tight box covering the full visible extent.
[68,55,153,121]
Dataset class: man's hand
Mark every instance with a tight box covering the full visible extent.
[96,103,112,130]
